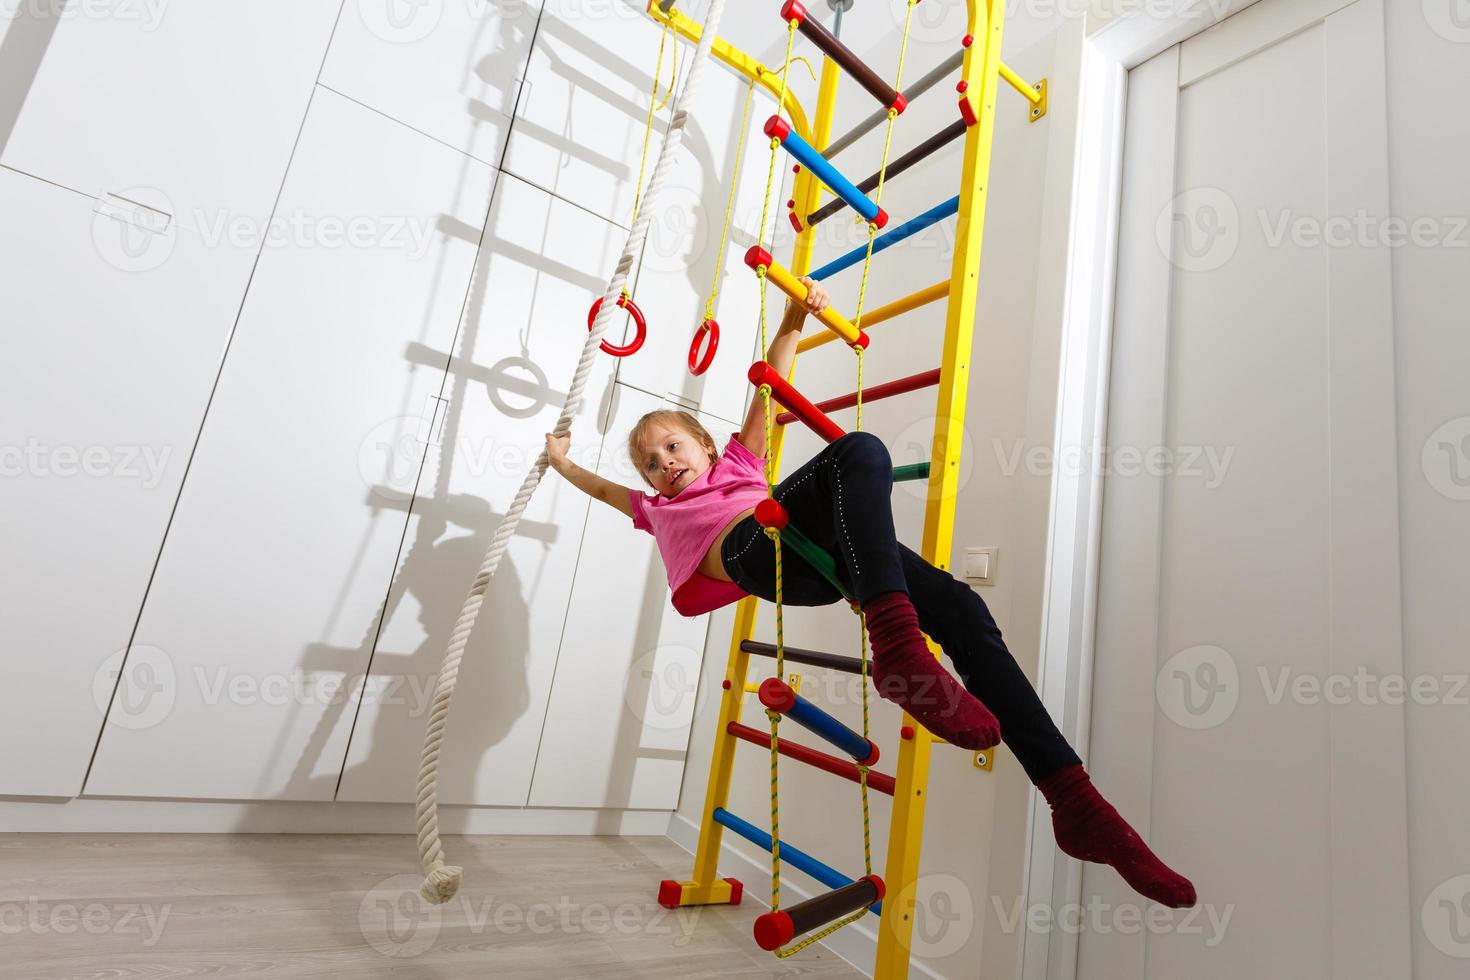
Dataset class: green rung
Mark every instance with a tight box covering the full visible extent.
[776,521,855,602]
[892,462,930,483]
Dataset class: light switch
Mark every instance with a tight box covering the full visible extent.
[963,547,998,585]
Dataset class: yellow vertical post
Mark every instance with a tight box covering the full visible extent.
[872,0,1006,976]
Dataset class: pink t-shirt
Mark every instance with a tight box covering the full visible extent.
[629,433,770,617]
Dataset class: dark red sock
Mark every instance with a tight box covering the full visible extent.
[862,591,1000,750]
[1037,764,1196,908]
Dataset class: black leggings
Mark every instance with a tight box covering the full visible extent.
[720,431,1081,784]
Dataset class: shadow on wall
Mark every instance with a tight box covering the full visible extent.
[0,3,63,157]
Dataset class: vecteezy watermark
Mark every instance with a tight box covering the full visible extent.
[992,438,1234,489]
[1258,209,1470,251]
[885,873,976,958]
[894,415,976,502]
[355,0,444,44]
[624,644,708,730]
[1156,187,1240,273]
[358,415,605,502]
[92,647,441,730]
[0,897,172,945]
[93,188,177,273]
[1423,0,1470,44]
[355,875,701,958]
[1423,873,1470,958]
[1156,644,1240,730]
[1157,644,1470,731]
[1421,416,1470,501]
[192,208,438,260]
[0,0,170,30]
[0,439,173,489]
[94,645,178,731]
[990,895,1234,946]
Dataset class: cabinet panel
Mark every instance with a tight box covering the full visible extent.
[501,0,673,224]
[320,0,544,166]
[1,1,340,234]
[0,170,257,798]
[338,173,628,806]
[527,383,719,810]
[84,89,495,801]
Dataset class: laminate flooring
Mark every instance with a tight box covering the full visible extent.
[0,833,868,979]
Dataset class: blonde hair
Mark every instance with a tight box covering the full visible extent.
[627,409,718,487]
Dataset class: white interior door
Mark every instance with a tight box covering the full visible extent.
[1085,1,1408,978]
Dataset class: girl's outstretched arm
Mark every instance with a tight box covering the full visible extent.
[545,432,635,518]
[738,276,830,457]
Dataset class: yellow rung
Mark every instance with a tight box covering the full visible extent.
[998,61,1042,105]
[796,280,948,354]
[751,249,864,347]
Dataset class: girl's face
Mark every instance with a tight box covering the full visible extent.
[639,423,713,498]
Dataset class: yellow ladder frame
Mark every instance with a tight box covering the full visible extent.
[645,2,1020,974]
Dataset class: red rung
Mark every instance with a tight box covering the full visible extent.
[775,368,941,426]
[748,360,846,443]
[727,722,896,796]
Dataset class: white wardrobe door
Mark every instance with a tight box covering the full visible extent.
[1086,1,1407,977]
[609,60,785,427]
[84,88,495,801]
[0,170,257,798]
[338,172,630,806]
[1,0,340,234]
[320,0,545,167]
[527,382,715,810]
[500,0,673,224]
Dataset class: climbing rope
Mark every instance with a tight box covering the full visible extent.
[413,0,729,905]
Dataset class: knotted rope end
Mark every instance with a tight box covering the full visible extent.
[420,865,463,904]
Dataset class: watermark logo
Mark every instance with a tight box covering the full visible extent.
[887,873,975,957]
[1422,416,1470,501]
[93,188,176,273]
[991,438,1234,489]
[1156,644,1238,730]
[0,439,173,489]
[643,185,711,274]
[358,875,441,958]
[893,415,975,502]
[1157,187,1239,273]
[624,644,706,730]
[93,645,176,731]
[0,0,171,31]
[0,897,171,944]
[356,0,443,44]
[1423,874,1470,958]
[359,415,432,502]
[1424,0,1470,43]
[991,895,1233,945]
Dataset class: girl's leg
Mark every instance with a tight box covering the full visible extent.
[727,432,999,749]
[896,544,1081,782]
[897,544,1195,908]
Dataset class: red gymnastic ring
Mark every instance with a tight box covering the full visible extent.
[586,294,648,357]
[688,317,720,376]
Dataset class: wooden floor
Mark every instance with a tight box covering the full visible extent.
[0,833,865,979]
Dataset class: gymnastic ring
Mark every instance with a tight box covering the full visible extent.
[688,317,720,376]
[586,294,647,357]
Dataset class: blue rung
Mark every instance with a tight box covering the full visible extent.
[767,116,884,227]
[712,807,883,916]
[764,680,876,764]
[809,195,960,281]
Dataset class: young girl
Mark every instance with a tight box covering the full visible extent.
[547,279,1196,908]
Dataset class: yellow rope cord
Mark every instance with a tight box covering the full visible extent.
[630,17,678,232]
[754,5,920,956]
